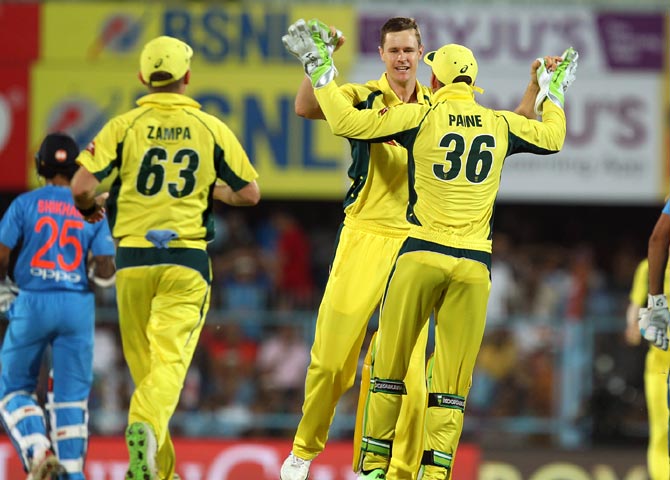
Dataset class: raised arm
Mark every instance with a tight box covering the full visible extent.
[514,56,562,119]
[503,48,578,154]
[295,76,325,119]
[286,19,345,120]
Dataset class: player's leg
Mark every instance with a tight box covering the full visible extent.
[353,331,376,473]
[142,263,209,479]
[421,255,490,480]
[388,323,429,480]
[355,325,428,480]
[285,227,404,477]
[416,353,435,480]
[0,292,56,476]
[48,291,96,480]
[360,250,439,476]
[644,346,670,480]
[116,265,156,478]
[157,433,176,480]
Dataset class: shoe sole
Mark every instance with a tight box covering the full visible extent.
[125,422,156,480]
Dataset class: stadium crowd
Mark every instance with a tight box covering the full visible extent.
[71,202,650,447]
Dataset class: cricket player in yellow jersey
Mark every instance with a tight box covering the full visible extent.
[293,28,576,479]
[281,18,433,480]
[627,258,670,480]
[281,18,561,480]
[70,36,260,480]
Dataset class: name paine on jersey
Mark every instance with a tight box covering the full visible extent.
[30,267,82,284]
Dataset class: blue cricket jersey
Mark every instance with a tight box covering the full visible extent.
[0,185,115,292]
[662,199,670,216]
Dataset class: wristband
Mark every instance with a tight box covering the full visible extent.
[76,203,98,217]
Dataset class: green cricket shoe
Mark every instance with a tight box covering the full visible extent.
[125,422,157,480]
[358,469,386,479]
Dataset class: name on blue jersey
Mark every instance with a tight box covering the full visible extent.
[147,126,192,140]
[448,114,482,127]
[38,199,81,218]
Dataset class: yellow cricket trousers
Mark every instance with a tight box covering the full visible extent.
[363,239,490,480]
[645,345,670,480]
[116,247,211,480]
[293,223,428,478]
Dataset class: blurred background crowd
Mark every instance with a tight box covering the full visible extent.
[10,198,648,451]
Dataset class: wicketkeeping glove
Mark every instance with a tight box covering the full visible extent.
[282,18,337,88]
[0,278,18,314]
[534,46,579,115]
[307,18,343,56]
[639,294,670,351]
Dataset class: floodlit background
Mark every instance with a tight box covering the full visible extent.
[0,0,668,478]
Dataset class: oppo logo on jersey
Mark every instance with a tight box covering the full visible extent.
[30,267,82,284]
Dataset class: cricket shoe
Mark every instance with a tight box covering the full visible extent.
[358,469,386,479]
[125,422,157,480]
[26,450,66,480]
[280,452,311,480]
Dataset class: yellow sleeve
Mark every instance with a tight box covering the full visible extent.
[629,259,648,306]
[498,102,566,154]
[215,121,259,189]
[76,117,125,181]
[315,82,424,140]
[338,82,359,105]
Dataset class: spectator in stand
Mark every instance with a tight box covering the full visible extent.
[487,232,519,327]
[216,248,272,339]
[272,211,315,308]
[199,323,259,409]
[257,323,310,413]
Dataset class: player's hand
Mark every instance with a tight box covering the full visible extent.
[307,18,345,54]
[639,294,670,351]
[530,56,562,86]
[80,192,109,224]
[282,19,329,76]
[306,19,338,88]
[282,18,337,88]
[533,47,578,115]
[0,278,18,314]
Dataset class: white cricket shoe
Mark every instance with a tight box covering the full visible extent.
[280,452,311,480]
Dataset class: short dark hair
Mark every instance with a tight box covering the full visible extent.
[149,71,175,85]
[380,17,422,49]
[148,71,185,92]
[452,75,473,86]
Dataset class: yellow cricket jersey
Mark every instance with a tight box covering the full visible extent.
[338,74,432,234]
[630,259,670,305]
[316,81,565,253]
[76,93,258,251]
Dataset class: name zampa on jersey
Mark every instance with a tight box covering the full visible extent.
[147,126,192,140]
